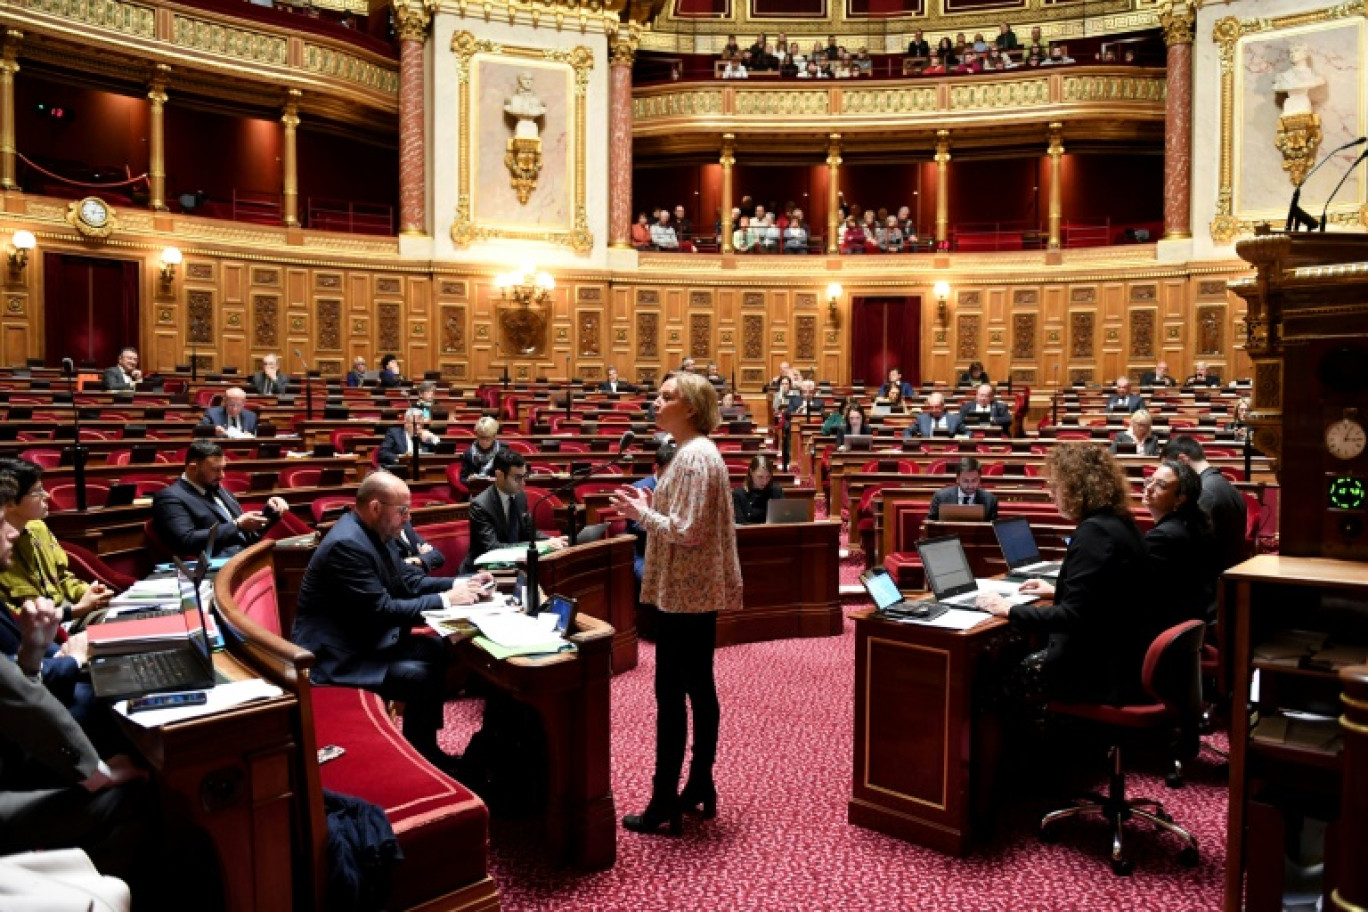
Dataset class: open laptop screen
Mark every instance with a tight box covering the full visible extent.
[992,518,1041,569]
[861,568,904,611]
[918,537,975,598]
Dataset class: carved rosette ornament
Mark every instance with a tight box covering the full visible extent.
[1157,0,1196,46]
[392,0,433,43]
[1275,112,1322,186]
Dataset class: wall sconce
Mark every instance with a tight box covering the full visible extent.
[495,262,555,306]
[159,246,183,288]
[7,230,35,274]
[826,282,842,324]
[933,280,951,326]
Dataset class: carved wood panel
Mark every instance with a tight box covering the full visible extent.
[188,290,214,345]
[1129,310,1155,359]
[377,303,401,351]
[795,293,817,308]
[1069,287,1096,304]
[690,314,711,359]
[1130,284,1157,302]
[252,294,279,348]
[578,312,601,357]
[1013,289,1038,306]
[376,277,401,295]
[441,306,466,354]
[742,292,765,307]
[956,314,979,360]
[1070,312,1094,359]
[1197,305,1225,354]
[440,281,467,297]
[958,290,982,307]
[637,312,658,359]
[795,315,817,361]
[316,299,341,350]
[187,262,214,281]
[689,291,712,307]
[1012,313,1037,360]
[1070,368,1094,384]
[743,315,764,359]
[577,286,603,303]
[637,289,660,306]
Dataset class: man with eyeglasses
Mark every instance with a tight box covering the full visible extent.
[292,472,493,770]
[461,449,568,574]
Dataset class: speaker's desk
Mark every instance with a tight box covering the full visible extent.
[848,606,1011,856]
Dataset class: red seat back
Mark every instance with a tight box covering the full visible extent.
[61,540,139,590]
[310,495,354,524]
[413,520,471,578]
[235,565,283,636]
[20,449,62,469]
[48,482,110,511]
[281,467,323,489]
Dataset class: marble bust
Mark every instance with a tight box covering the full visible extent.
[504,72,546,139]
[1272,43,1325,117]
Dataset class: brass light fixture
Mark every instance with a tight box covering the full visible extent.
[495,263,555,306]
[826,282,843,324]
[933,280,951,326]
[159,246,183,289]
[7,230,35,274]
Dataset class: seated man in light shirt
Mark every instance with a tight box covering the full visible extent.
[649,211,680,250]
[732,216,755,253]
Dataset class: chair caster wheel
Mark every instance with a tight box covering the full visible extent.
[1039,826,1058,844]
[1111,859,1134,877]
[1179,847,1199,868]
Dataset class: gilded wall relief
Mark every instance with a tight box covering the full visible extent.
[1130,284,1157,302]
[1129,310,1155,358]
[690,313,711,359]
[958,290,982,307]
[1070,312,1094,359]
[1070,368,1095,385]
[577,286,603,302]
[637,312,658,359]
[252,295,279,348]
[637,289,660,306]
[1010,368,1035,385]
[578,311,601,356]
[1197,305,1225,354]
[795,315,816,361]
[252,268,280,286]
[315,273,342,290]
[1069,287,1096,304]
[1198,280,1227,297]
[956,314,979,360]
[187,290,214,345]
[1012,313,1037,360]
[187,263,214,281]
[442,306,466,354]
[742,291,765,307]
[316,360,341,376]
[795,293,817,308]
[441,281,467,296]
[316,299,341,350]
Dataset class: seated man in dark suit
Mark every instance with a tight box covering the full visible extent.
[100,348,141,392]
[1104,376,1145,414]
[345,355,368,388]
[902,392,965,438]
[1,597,153,884]
[1139,360,1176,387]
[786,379,824,419]
[928,457,999,520]
[460,449,568,574]
[248,353,290,396]
[292,473,491,769]
[958,383,1012,432]
[378,409,440,469]
[877,366,915,401]
[598,366,637,394]
[393,519,444,575]
[1141,460,1216,628]
[199,387,258,438]
[151,441,288,557]
[1163,435,1246,620]
[1184,361,1222,387]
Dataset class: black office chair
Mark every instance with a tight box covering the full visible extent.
[1039,620,1205,875]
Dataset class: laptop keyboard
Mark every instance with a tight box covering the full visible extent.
[129,650,203,690]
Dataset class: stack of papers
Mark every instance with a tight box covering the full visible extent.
[469,612,571,657]
[422,601,518,638]
[474,543,554,568]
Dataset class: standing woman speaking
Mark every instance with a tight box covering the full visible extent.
[612,372,743,835]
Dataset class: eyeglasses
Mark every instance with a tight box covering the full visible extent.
[23,488,47,499]
[506,472,528,483]
[1146,478,1171,491]
[378,501,411,515]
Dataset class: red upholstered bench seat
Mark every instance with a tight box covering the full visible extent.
[313,686,490,910]
[883,552,924,589]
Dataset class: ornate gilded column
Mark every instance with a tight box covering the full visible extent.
[281,89,301,228]
[394,0,431,236]
[147,65,170,212]
[934,129,951,246]
[825,133,841,254]
[608,25,639,248]
[1046,122,1064,250]
[720,133,735,254]
[0,31,22,191]
[1158,0,1195,239]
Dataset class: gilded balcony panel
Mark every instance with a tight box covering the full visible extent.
[842,86,937,116]
[1061,73,1166,103]
[301,42,400,94]
[631,88,724,121]
[17,0,156,38]
[947,77,1051,111]
[171,16,289,66]
[734,88,830,117]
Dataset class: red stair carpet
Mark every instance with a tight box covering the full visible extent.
[442,597,1228,911]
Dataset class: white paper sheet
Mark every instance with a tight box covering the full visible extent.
[114,679,283,728]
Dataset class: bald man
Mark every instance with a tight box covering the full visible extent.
[904,392,965,438]
[199,387,258,437]
[292,473,492,769]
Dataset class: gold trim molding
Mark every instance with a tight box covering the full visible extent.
[448,31,593,255]
[1209,2,1368,244]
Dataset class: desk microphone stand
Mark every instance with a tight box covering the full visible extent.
[61,358,88,512]
[294,349,314,421]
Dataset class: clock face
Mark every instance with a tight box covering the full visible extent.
[80,198,109,227]
[1326,418,1367,461]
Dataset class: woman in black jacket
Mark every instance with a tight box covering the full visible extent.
[976,443,1152,705]
[731,455,784,525]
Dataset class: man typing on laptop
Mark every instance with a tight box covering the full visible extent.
[928,457,999,521]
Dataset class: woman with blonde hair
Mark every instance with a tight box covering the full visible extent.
[1110,408,1159,456]
[976,443,1152,704]
[612,371,743,834]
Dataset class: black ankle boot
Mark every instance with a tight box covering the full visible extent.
[679,776,717,819]
[622,794,682,836]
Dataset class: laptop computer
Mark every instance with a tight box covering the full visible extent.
[103,483,137,509]
[88,563,217,700]
[991,517,1063,579]
[938,503,987,522]
[843,434,873,451]
[915,536,987,609]
[858,566,947,621]
[765,499,809,524]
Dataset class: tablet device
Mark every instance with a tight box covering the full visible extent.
[544,594,578,637]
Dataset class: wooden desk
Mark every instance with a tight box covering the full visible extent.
[121,651,298,912]
[848,607,1010,855]
[723,521,842,645]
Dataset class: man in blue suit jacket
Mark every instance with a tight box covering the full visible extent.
[151,441,288,557]
[377,409,440,468]
[927,457,1000,520]
[902,392,965,439]
[199,387,258,437]
[292,473,491,768]
[1104,377,1145,415]
[958,383,1013,432]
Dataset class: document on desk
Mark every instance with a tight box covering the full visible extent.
[917,608,996,631]
[473,543,554,567]
[422,601,519,637]
[973,579,1039,605]
[471,611,562,648]
[114,679,283,728]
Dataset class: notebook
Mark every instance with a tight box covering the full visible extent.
[765,499,809,524]
[88,563,216,700]
[859,566,947,621]
[991,517,1063,578]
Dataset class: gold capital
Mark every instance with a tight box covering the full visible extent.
[393,0,434,43]
[1157,0,1196,46]
[611,23,640,68]
[1046,121,1064,158]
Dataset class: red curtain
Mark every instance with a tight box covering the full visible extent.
[43,252,140,368]
[851,296,921,387]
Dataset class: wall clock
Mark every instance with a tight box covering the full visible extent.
[66,197,118,238]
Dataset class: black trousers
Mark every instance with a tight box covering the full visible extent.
[377,635,451,759]
[652,611,719,793]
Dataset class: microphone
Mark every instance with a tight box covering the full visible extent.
[61,357,74,377]
[1319,145,1368,231]
[523,432,636,613]
[1286,136,1366,231]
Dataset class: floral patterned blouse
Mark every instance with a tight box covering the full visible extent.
[639,436,743,614]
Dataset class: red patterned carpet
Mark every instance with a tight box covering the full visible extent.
[442,596,1230,912]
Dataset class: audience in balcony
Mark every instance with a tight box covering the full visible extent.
[954,51,984,74]
[732,216,754,252]
[722,57,748,79]
[907,30,930,58]
[632,213,652,249]
[784,213,809,253]
[720,35,740,60]
[650,211,680,250]
[996,22,1019,50]
[972,33,991,54]
[1041,46,1076,65]
[935,37,957,67]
